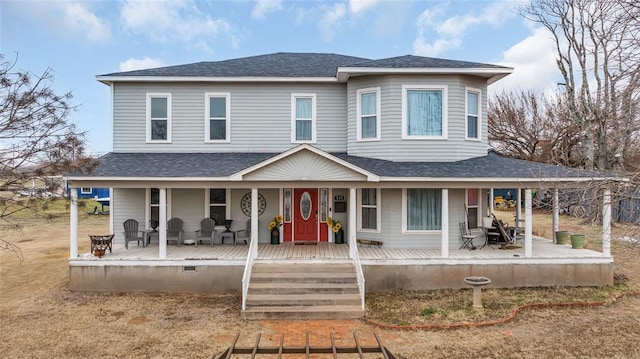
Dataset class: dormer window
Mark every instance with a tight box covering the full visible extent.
[466,87,481,140]
[357,87,381,141]
[401,85,448,139]
[291,93,316,143]
[146,93,171,143]
[205,92,230,143]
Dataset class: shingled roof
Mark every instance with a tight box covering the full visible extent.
[80,151,603,181]
[97,52,511,80]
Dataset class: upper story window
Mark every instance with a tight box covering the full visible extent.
[205,92,230,143]
[466,87,481,140]
[356,87,381,141]
[146,93,171,143]
[291,93,316,143]
[401,85,447,140]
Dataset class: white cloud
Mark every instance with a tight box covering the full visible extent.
[62,3,111,43]
[318,3,347,42]
[413,1,521,57]
[349,0,379,14]
[489,27,560,95]
[119,57,166,72]
[251,0,283,20]
[120,0,236,52]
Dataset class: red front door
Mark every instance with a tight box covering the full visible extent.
[293,188,318,241]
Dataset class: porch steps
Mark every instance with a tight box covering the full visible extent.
[243,263,364,320]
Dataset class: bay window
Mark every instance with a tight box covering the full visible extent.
[357,87,380,141]
[466,88,481,140]
[402,85,447,139]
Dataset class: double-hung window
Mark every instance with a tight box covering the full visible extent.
[403,188,442,231]
[466,188,479,229]
[466,87,481,140]
[402,85,447,139]
[146,93,171,142]
[209,189,227,224]
[205,93,230,142]
[291,93,316,143]
[359,188,380,231]
[149,188,160,222]
[357,87,381,141]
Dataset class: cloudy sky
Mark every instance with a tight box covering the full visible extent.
[1,0,560,155]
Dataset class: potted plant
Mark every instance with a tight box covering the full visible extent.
[267,215,283,244]
[327,217,344,244]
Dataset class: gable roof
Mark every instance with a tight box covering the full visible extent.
[96,52,513,84]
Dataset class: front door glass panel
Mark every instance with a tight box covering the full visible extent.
[300,191,312,220]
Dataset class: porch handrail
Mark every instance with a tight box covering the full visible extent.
[348,232,366,310]
[241,231,259,314]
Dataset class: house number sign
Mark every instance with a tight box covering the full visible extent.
[334,195,345,201]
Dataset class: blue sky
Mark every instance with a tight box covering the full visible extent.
[1,0,560,155]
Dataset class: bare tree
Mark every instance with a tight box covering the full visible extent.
[521,0,640,172]
[488,89,581,166]
[0,54,97,260]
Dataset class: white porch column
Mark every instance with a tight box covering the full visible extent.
[251,188,259,251]
[489,188,494,214]
[516,189,522,224]
[349,187,356,246]
[524,188,533,258]
[441,189,449,258]
[70,189,78,259]
[159,188,167,259]
[603,189,612,257]
[552,188,559,243]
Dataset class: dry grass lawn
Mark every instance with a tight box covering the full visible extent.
[1,205,640,358]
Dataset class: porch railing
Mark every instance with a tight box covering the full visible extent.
[241,230,259,316]
[348,232,366,310]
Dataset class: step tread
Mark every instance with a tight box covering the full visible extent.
[247,293,361,300]
[249,282,358,289]
[244,305,363,313]
[252,272,356,278]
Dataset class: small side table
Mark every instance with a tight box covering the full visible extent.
[220,231,235,245]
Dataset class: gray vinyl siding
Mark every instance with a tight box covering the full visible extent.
[112,188,145,242]
[171,189,204,239]
[346,75,489,162]
[112,82,347,153]
[359,188,465,249]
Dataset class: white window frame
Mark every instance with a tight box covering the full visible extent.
[145,188,172,227]
[401,84,448,140]
[146,93,172,143]
[356,87,381,141]
[290,93,317,143]
[465,87,481,141]
[205,188,228,224]
[465,188,480,229]
[358,188,381,232]
[401,188,443,233]
[80,187,92,194]
[204,92,231,143]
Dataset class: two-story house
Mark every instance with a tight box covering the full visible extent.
[67,53,614,319]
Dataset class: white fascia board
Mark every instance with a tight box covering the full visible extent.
[229,144,380,182]
[378,176,616,183]
[66,176,231,182]
[337,67,514,82]
[96,76,339,85]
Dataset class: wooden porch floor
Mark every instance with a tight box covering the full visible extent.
[77,237,608,262]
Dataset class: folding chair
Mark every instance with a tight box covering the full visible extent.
[459,222,478,250]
